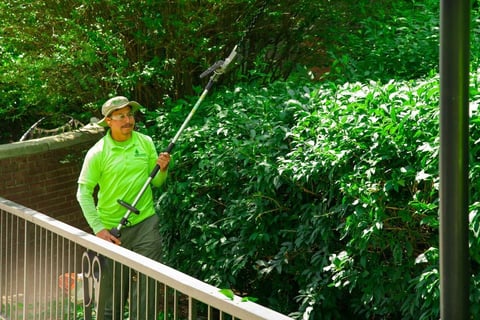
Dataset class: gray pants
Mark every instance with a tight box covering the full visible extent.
[99,214,162,320]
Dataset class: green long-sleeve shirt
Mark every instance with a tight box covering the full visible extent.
[76,130,167,234]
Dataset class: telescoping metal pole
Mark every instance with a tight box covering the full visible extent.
[110,46,238,238]
[439,0,470,318]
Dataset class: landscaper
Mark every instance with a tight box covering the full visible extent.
[76,96,170,319]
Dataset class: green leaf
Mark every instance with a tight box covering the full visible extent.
[219,289,234,301]
[241,296,259,302]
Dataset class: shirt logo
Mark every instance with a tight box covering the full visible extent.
[134,149,147,157]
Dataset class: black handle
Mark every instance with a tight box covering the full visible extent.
[110,227,121,238]
[148,165,160,178]
[165,142,175,153]
[117,199,140,214]
[147,142,175,178]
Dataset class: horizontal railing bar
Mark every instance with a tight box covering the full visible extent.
[0,197,292,320]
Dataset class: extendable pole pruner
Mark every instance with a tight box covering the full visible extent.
[110,46,238,238]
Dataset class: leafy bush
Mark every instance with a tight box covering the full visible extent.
[278,78,441,318]
[144,74,450,318]
[144,69,480,318]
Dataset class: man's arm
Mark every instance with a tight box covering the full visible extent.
[77,183,122,244]
[151,152,170,187]
[76,183,104,234]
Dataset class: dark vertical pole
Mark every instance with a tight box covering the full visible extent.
[440,0,470,319]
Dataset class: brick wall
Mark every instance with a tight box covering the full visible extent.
[0,126,104,232]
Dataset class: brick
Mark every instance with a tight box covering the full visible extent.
[0,129,102,229]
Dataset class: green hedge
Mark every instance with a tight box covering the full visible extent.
[144,73,480,318]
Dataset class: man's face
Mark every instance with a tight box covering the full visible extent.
[106,105,135,141]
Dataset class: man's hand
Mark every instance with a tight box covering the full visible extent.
[157,152,171,172]
[96,229,121,245]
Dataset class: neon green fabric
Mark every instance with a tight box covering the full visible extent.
[77,131,167,234]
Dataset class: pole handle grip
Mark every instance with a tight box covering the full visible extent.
[148,142,175,178]
[117,199,140,214]
[164,142,175,154]
[149,164,160,178]
[110,227,121,238]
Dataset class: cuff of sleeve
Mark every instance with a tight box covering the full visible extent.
[92,224,106,235]
[152,169,168,187]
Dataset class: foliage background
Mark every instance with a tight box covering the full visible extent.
[2,0,480,318]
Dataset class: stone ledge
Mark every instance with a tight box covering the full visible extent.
[0,125,104,160]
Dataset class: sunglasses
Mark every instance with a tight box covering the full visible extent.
[109,112,135,121]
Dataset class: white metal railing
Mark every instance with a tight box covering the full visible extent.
[0,197,292,320]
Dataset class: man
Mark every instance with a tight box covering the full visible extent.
[76,96,170,319]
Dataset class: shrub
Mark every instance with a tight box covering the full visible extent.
[144,74,459,318]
